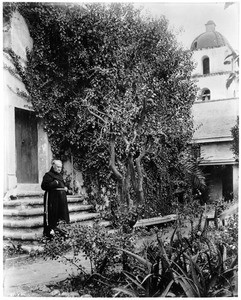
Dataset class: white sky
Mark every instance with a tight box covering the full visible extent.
[1,1,239,50]
[133,1,240,51]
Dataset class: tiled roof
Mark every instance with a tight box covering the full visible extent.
[192,100,238,140]
[191,31,230,50]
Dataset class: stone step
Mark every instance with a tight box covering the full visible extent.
[3,219,111,241]
[3,208,43,217]
[133,214,178,228]
[3,212,100,228]
[3,229,43,241]
[3,190,102,242]
[3,198,44,208]
[3,204,94,217]
[14,191,44,198]
[70,212,100,223]
[3,195,85,208]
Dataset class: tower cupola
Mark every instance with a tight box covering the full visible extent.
[191,20,231,51]
[205,20,216,32]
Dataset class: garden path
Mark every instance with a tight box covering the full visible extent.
[2,217,202,297]
[3,251,91,297]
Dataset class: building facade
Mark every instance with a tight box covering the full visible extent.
[3,11,53,197]
[3,14,239,204]
[3,11,85,199]
[191,21,239,202]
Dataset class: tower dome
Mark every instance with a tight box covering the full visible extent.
[191,20,231,50]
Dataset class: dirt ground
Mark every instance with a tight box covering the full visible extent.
[3,251,91,297]
[2,220,194,297]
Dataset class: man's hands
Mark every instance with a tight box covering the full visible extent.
[54,180,68,192]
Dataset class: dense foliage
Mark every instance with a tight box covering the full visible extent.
[4,2,200,215]
[224,50,239,89]
[230,117,239,160]
[42,211,238,297]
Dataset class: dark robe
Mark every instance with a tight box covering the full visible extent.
[41,167,70,237]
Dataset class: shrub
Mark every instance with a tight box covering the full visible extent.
[3,240,26,259]
[41,209,238,297]
[113,223,238,297]
[42,221,143,277]
[209,213,238,260]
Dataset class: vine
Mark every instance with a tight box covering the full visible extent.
[3,2,204,216]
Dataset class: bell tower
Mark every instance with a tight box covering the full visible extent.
[191,21,239,202]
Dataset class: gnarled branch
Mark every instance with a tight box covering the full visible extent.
[87,107,106,124]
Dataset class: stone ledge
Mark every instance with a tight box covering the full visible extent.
[3,212,100,228]
[3,204,94,217]
[3,229,43,241]
[134,214,178,228]
[3,198,43,207]
[3,208,44,217]
[3,219,110,241]
[70,212,100,223]
[3,196,86,208]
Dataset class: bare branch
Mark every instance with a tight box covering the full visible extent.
[123,136,130,153]
[87,107,106,124]
[91,106,109,117]
[40,79,52,89]
[132,129,137,144]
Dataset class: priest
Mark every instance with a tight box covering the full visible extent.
[41,160,70,237]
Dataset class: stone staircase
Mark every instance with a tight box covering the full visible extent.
[3,191,102,243]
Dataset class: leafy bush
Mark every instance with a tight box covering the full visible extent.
[3,240,26,259]
[42,221,143,277]
[4,2,199,212]
[41,205,238,297]
[231,117,239,159]
[209,213,238,259]
[114,223,238,297]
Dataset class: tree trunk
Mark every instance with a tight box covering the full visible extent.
[109,137,146,207]
[109,137,132,206]
[135,148,145,204]
[124,163,133,207]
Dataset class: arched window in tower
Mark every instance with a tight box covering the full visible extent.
[202,88,211,101]
[203,57,210,74]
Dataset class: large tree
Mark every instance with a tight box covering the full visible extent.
[4,2,199,215]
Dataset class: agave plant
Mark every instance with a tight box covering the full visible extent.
[113,226,238,297]
[113,247,178,297]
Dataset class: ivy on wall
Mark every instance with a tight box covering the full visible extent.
[4,2,204,216]
[231,117,239,160]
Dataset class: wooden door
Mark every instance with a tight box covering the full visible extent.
[15,108,38,183]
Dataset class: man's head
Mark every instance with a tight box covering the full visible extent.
[52,160,63,173]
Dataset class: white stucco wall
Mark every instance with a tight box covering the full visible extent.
[191,39,239,201]
[192,46,233,75]
[3,11,33,62]
[191,46,239,100]
[3,10,86,195]
[3,11,52,193]
[194,74,237,100]
[200,142,235,164]
[63,160,85,195]
[3,53,30,109]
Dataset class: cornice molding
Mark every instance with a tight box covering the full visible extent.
[194,97,239,104]
[190,137,233,143]
[191,71,230,79]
